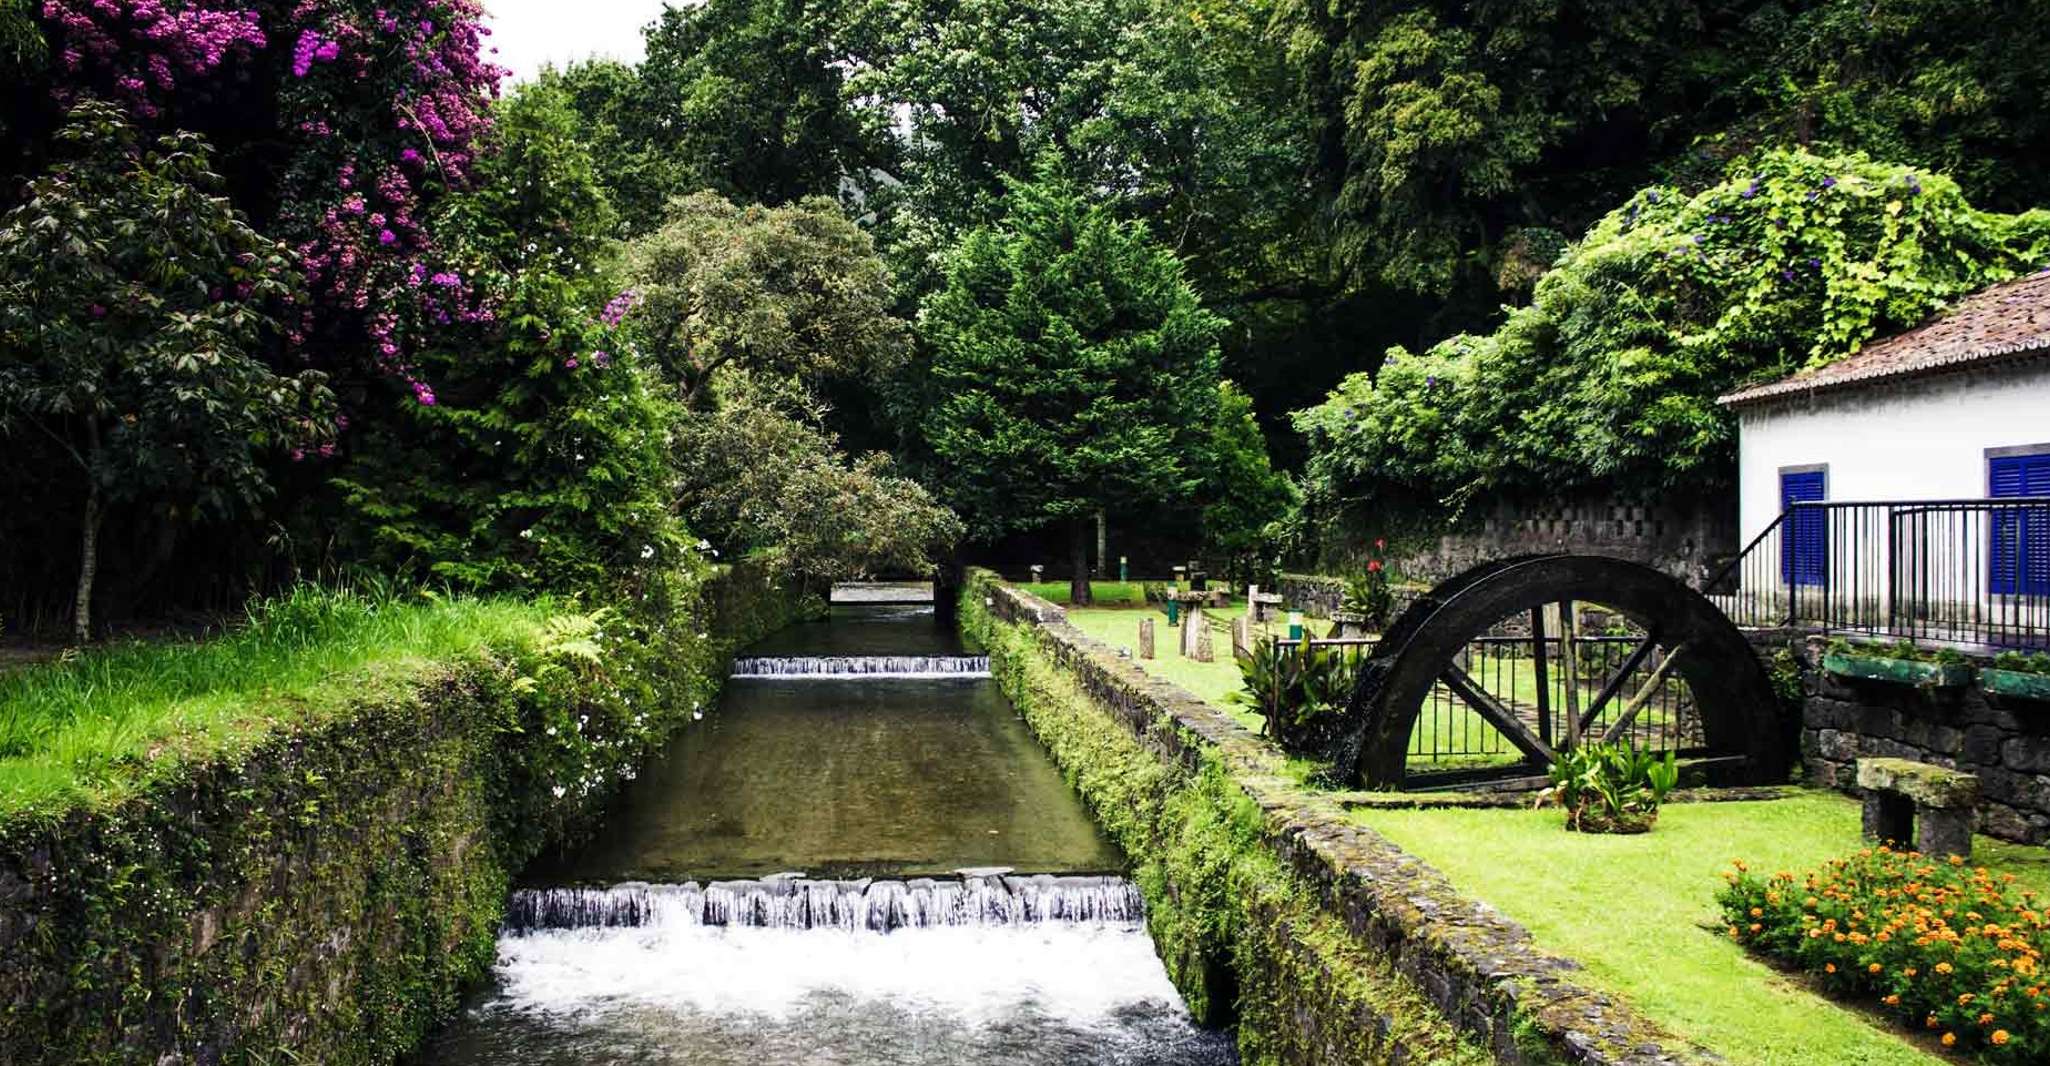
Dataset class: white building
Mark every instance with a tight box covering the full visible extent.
[1716,271,2050,645]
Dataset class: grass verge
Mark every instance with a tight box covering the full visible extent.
[1356,792,2050,1065]
[0,585,553,813]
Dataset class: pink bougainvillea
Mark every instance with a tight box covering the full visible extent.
[38,0,506,405]
[42,0,268,116]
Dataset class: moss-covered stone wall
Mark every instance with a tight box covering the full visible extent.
[963,570,1708,1066]
[0,564,816,1065]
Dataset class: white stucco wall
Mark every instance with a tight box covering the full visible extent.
[1730,360,2050,636]
[1735,360,2050,543]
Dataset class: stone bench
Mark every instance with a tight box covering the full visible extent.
[1245,587,1285,623]
[1856,757,1980,859]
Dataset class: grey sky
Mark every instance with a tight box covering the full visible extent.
[484,0,675,84]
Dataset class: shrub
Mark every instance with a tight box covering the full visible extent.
[1230,637,1358,757]
[1829,638,1969,666]
[1992,651,2050,676]
[1534,742,1678,833]
[1718,848,2050,1062]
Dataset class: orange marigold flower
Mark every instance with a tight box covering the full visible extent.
[1883,994,1901,1006]
[1868,963,1883,974]
[1992,1029,2011,1045]
[1936,963,1955,975]
[1941,1032,1957,1047]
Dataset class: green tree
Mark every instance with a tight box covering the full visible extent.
[915,167,1225,604]
[622,192,908,408]
[0,102,333,641]
[674,379,963,583]
[536,59,690,238]
[1199,380,1296,570]
[1294,149,2050,522]
[333,82,687,593]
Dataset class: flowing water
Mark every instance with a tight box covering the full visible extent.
[422,602,1234,1065]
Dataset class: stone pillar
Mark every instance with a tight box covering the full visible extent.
[1231,616,1250,657]
[1918,809,1973,860]
[1193,623,1214,663]
[1181,606,1204,658]
[1138,617,1155,660]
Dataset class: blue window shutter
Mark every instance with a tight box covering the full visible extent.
[1991,453,2050,596]
[1781,471,1827,587]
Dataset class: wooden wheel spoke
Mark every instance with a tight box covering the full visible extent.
[1439,664,1555,764]
[1577,631,1660,736]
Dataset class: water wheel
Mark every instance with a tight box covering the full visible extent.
[1332,554,1789,789]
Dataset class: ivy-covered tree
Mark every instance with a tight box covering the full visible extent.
[0,102,334,641]
[915,167,1224,604]
[1294,149,2050,523]
[622,192,908,408]
[332,82,685,593]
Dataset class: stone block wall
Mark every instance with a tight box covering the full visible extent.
[1776,635,2050,844]
[1316,492,1735,588]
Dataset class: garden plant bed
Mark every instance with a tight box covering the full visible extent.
[1824,648,1976,690]
[1356,792,2050,1065]
[1982,667,2050,704]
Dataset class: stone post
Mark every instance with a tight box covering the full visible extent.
[1231,616,1250,658]
[1138,617,1155,659]
[1181,605,1204,659]
[1194,622,1214,663]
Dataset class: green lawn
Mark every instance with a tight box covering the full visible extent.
[0,586,553,812]
[1063,604,1282,731]
[1356,792,2050,1065]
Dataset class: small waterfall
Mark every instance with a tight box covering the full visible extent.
[728,654,991,679]
[505,874,1143,934]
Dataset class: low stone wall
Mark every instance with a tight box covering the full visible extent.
[1772,635,2050,844]
[1276,573,1426,621]
[0,565,816,1065]
[966,570,1707,1066]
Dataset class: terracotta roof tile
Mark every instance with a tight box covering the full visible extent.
[1718,269,2050,407]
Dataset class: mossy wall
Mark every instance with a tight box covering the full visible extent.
[0,564,816,1065]
[964,570,1709,1066]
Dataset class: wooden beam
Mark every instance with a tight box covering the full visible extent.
[1600,643,1691,745]
[1558,601,1582,750]
[1529,607,1552,748]
[1577,631,1661,737]
[1440,664,1556,764]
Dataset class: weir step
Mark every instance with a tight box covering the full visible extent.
[505,874,1142,933]
[728,654,991,679]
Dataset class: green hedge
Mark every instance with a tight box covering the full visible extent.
[0,564,816,1064]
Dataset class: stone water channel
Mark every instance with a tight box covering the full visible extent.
[421,598,1235,1064]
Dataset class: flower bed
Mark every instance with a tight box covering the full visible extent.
[1719,847,2049,1062]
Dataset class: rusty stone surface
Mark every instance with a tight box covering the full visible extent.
[980,575,1716,1066]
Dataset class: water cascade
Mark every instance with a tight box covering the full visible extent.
[505,873,1144,933]
[728,654,992,679]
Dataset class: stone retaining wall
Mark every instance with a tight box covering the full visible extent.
[0,566,817,1065]
[968,570,1708,1066]
[1769,635,2050,844]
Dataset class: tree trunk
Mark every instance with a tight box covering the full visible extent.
[73,479,101,645]
[1069,518,1093,606]
[1095,510,1106,579]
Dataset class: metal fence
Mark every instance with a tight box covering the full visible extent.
[1706,498,2050,649]
[1280,632,1700,769]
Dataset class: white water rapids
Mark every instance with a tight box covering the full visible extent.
[425,875,1232,1065]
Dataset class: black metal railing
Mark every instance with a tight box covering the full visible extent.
[1278,631,1699,767]
[1705,498,2050,649]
